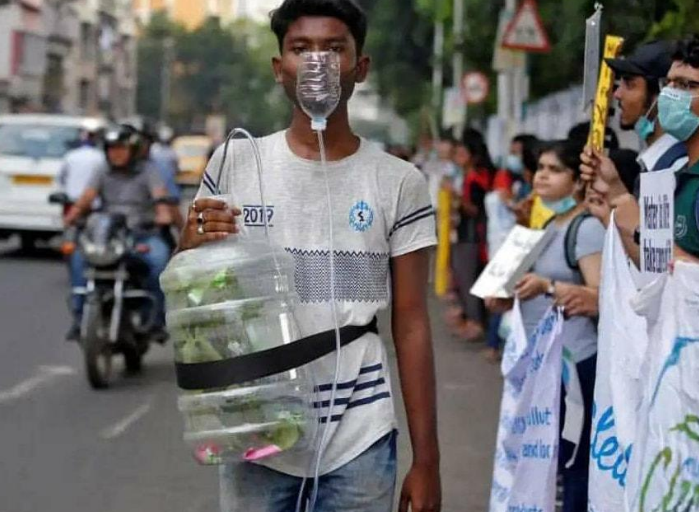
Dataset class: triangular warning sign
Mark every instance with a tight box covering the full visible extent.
[502,0,551,53]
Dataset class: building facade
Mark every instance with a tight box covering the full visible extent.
[133,0,282,29]
[0,0,137,117]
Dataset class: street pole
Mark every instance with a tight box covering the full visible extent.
[497,0,518,156]
[432,18,444,127]
[452,0,465,140]
[160,36,174,124]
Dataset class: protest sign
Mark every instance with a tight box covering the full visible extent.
[471,226,554,299]
[588,214,649,512]
[640,168,675,279]
[628,261,699,511]
[489,304,564,512]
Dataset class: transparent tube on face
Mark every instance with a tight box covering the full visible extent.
[296,52,342,131]
[294,51,343,512]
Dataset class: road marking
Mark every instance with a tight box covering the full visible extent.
[100,399,153,440]
[0,365,75,405]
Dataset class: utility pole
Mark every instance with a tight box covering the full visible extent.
[452,0,465,139]
[160,36,174,124]
[432,18,445,122]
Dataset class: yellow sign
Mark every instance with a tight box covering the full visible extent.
[588,35,624,151]
[434,187,451,297]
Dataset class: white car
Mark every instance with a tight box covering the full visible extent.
[0,114,108,250]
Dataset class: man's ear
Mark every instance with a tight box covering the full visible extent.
[354,55,371,84]
[272,56,283,84]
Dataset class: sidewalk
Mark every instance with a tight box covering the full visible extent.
[385,294,503,512]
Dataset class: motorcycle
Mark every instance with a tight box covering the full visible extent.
[50,192,165,389]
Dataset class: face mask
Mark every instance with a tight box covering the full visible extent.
[505,154,524,174]
[658,87,699,142]
[542,195,577,215]
[634,98,658,140]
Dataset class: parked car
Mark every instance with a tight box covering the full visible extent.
[172,134,212,186]
[0,114,108,250]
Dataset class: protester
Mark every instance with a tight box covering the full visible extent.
[178,1,442,510]
[422,136,459,211]
[580,39,690,266]
[487,140,605,512]
[447,139,493,341]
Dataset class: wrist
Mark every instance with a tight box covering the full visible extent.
[606,178,627,201]
[544,279,556,297]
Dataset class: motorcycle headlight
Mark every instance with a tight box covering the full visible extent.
[81,238,126,267]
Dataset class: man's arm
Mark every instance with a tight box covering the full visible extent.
[611,193,642,267]
[64,187,99,226]
[391,248,441,512]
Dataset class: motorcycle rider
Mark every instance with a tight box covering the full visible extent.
[63,124,173,342]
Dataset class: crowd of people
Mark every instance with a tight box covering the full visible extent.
[404,34,699,512]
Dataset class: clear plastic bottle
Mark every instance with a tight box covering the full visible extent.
[296,51,341,131]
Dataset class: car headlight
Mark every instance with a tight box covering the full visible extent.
[81,238,126,267]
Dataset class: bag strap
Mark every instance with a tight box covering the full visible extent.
[652,142,688,172]
[175,317,379,391]
[564,213,592,271]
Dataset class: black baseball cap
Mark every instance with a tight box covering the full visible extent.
[605,40,675,80]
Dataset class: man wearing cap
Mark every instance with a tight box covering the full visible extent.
[581,40,688,265]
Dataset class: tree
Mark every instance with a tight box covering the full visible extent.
[136,14,290,136]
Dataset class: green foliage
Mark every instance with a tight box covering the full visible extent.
[650,0,699,39]
[136,13,290,135]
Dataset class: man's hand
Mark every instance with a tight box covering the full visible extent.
[554,283,599,318]
[178,198,240,251]
[515,273,549,300]
[399,462,441,512]
[580,147,627,201]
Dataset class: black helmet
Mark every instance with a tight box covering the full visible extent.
[104,124,142,168]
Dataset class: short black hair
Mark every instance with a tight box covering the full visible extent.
[673,35,699,69]
[537,140,584,179]
[567,122,620,151]
[270,0,368,54]
[512,133,540,173]
[609,149,641,195]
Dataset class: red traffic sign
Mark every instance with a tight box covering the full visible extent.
[462,72,490,105]
[502,0,551,53]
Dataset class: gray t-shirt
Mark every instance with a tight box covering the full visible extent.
[88,161,164,230]
[197,130,436,477]
[520,215,605,362]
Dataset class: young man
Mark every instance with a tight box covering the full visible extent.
[581,40,688,264]
[177,1,441,511]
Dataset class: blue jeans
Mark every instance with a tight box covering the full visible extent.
[69,234,170,327]
[220,430,398,512]
[486,313,503,350]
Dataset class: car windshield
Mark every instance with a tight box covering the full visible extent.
[0,124,81,159]
[175,144,209,158]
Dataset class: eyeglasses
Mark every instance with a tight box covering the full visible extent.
[660,77,699,92]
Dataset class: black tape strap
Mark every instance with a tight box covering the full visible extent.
[175,317,378,390]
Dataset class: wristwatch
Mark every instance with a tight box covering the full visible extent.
[545,280,556,297]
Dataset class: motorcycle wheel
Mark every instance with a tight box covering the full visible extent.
[83,300,113,389]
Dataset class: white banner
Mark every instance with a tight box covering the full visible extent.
[588,215,649,512]
[490,304,564,512]
[640,169,675,281]
[628,260,699,511]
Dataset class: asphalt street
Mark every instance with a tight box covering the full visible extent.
[0,237,501,512]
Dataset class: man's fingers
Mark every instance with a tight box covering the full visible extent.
[201,222,238,234]
[192,198,228,212]
[197,210,237,224]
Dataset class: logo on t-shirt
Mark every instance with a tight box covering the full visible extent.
[349,201,374,232]
[676,214,688,239]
